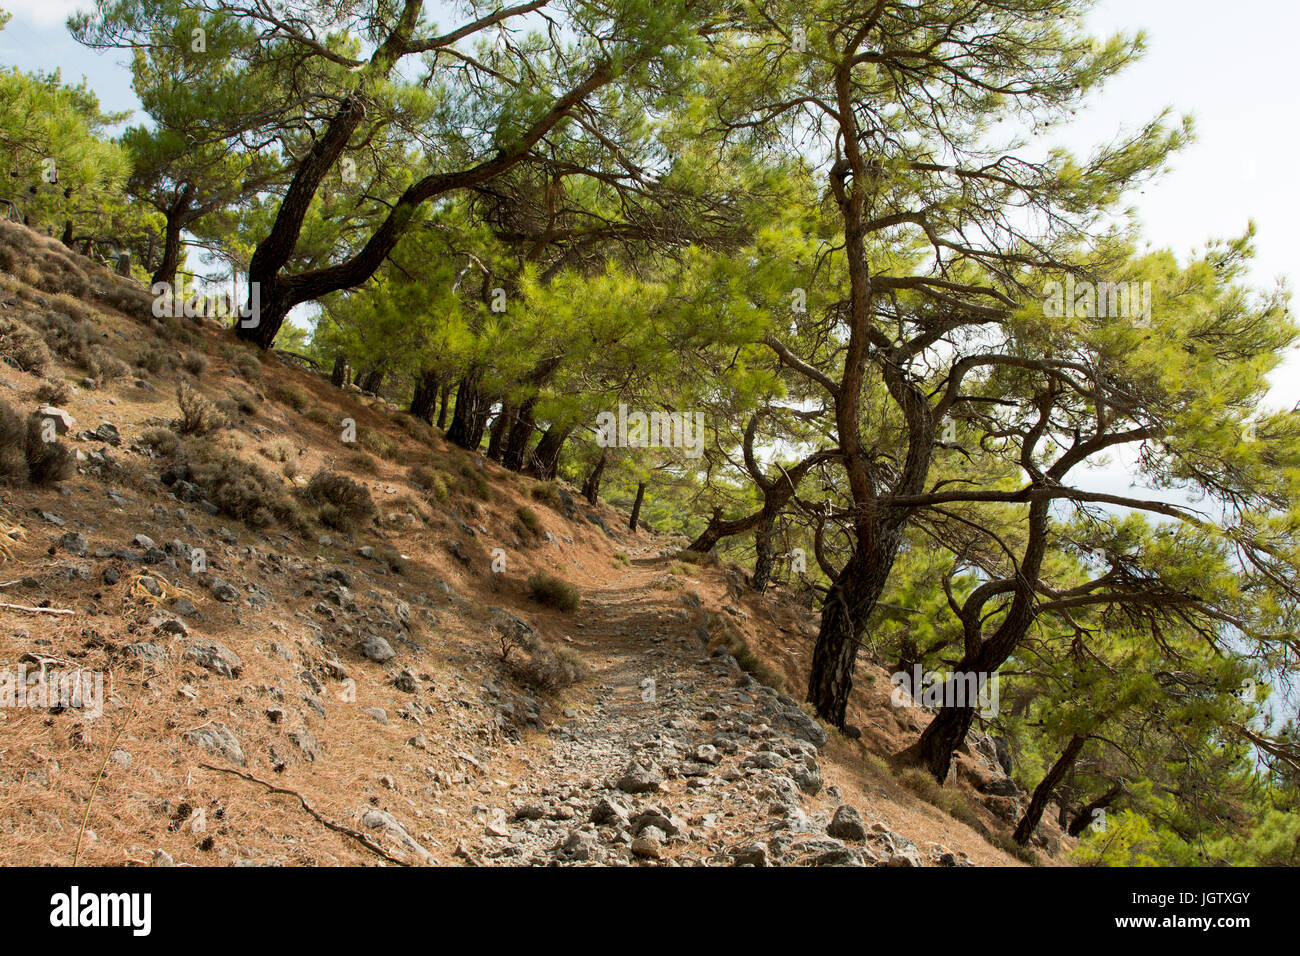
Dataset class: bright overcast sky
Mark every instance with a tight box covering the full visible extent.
[2,0,1297,408]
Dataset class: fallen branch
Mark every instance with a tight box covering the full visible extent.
[0,602,74,615]
[197,762,410,866]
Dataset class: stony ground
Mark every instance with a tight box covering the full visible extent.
[0,225,1031,867]
[440,555,971,867]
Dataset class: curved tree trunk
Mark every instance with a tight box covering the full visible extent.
[501,401,538,471]
[807,541,902,729]
[628,481,646,532]
[581,448,608,504]
[152,185,195,290]
[1014,734,1087,845]
[359,368,384,394]
[527,424,572,480]
[239,93,368,349]
[1067,783,1122,838]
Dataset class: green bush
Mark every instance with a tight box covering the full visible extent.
[184,447,305,532]
[268,382,310,412]
[530,480,561,506]
[526,571,580,612]
[515,505,541,535]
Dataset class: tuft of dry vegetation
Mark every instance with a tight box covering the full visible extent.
[176,381,226,436]
[0,400,74,486]
[303,469,377,531]
[0,315,53,376]
[526,571,580,612]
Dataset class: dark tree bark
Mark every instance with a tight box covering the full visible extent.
[628,481,647,532]
[238,92,368,348]
[486,403,512,461]
[900,495,1053,781]
[409,368,440,421]
[502,355,564,471]
[446,369,489,449]
[152,184,196,290]
[436,381,451,430]
[1067,783,1122,838]
[236,52,618,349]
[581,448,608,504]
[527,423,572,480]
[331,354,350,388]
[751,511,777,593]
[1014,734,1087,845]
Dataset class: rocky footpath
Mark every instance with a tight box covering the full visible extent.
[451,588,972,867]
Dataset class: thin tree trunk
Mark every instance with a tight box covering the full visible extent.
[1015,735,1087,845]
[1067,783,1122,838]
[751,511,777,593]
[436,382,451,430]
[581,448,608,504]
[628,481,646,532]
[486,403,512,461]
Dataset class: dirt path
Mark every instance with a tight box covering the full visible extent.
[436,547,957,867]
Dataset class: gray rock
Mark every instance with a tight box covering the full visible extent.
[561,830,601,861]
[207,577,239,602]
[183,722,245,765]
[979,776,1021,798]
[58,532,89,556]
[184,639,243,678]
[360,634,396,663]
[361,809,433,864]
[617,761,664,794]
[730,843,768,866]
[289,728,321,762]
[827,805,868,842]
[122,641,168,664]
[590,796,630,827]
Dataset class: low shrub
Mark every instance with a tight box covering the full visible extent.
[183,352,209,376]
[361,429,401,461]
[530,480,561,506]
[303,469,377,531]
[185,449,305,531]
[526,571,580,612]
[23,411,74,485]
[0,316,53,376]
[515,505,541,536]
[268,382,310,412]
[177,382,225,436]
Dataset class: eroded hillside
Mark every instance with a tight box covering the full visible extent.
[0,221,1064,866]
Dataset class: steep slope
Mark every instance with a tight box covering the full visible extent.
[0,221,1058,866]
